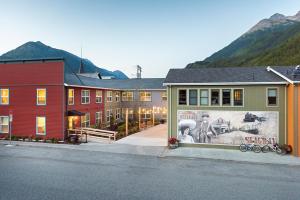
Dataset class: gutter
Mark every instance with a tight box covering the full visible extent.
[266,66,294,84]
[163,81,288,86]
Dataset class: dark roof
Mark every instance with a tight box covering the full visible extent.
[0,57,64,63]
[65,73,165,90]
[272,66,300,82]
[164,66,288,84]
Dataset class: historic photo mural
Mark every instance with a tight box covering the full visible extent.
[177,110,279,145]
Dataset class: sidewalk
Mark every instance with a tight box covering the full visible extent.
[1,140,300,166]
[163,147,300,166]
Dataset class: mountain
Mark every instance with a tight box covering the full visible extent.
[0,41,128,79]
[186,11,300,68]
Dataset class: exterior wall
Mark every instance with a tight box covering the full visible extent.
[104,90,122,125]
[66,86,105,128]
[0,61,65,140]
[168,85,287,147]
[120,90,167,121]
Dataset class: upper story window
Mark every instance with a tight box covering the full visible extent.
[36,116,46,135]
[222,89,231,106]
[162,92,167,101]
[122,92,133,101]
[115,92,120,102]
[140,91,151,101]
[267,88,278,106]
[211,89,220,106]
[107,91,113,102]
[96,90,102,103]
[178,89,187,105]
[189,89,198,105]
[81,90,90,104]
[81,113,90,128]
[233,89,243,106]
[68,89,74,105]
[0,116,9,133]
[37,89,46,105]
[0,89,9,105]
[200,89,208,106]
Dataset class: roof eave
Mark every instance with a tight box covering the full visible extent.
[163,82,288,86]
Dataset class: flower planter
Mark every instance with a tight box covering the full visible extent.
[169,142,179,149]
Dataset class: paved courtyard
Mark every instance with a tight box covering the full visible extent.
[116,124,168,146]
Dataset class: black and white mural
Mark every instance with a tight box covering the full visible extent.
[177,110,279,145]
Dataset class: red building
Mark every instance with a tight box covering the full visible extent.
[0,59,105,140]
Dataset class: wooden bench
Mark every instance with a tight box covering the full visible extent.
[67,129,88,143]
[81,128,118,142]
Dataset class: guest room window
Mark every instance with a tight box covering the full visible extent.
[68,89,74,105]
[115,92,120,102]
[200,89,208,106]
[122,92,134,101]
[211,89,220,106]
[140,92,152,101]
[178,89,187,105]
[233,89,243,106]
[189,89,198,106]
[0,116,9,133]
[96,90,102,103]
[95,111,102,126]
[0,89,9,105]
[37,89,46,105]
[107,91,113,102]
[81,113,90,128]
[81,90,90,104]
[36,117,46,135]
[267,88,278,106]
[222,89,231,106]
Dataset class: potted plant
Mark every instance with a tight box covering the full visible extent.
[168,137,179,149]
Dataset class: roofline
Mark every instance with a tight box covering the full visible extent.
[266,66,294,84]
[0,57,64,63]
[64,83,165,91]
[163,82,288,86]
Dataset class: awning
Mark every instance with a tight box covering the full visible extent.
[68,110,85,116]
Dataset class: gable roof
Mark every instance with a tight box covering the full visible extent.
[164,66,288,85]
[271,66,300,82]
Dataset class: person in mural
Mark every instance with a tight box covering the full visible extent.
[178,126,195,143]
[198,113,213,143]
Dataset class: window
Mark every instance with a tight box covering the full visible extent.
[115,92,120,102]
[96,90,102,103]
[189,89,198,105]
[178,90,187,105]
[141,109,151,119]
[36,117,46,135]
[222,89,231,106]
[211,89,220,105]
[267,88,278,106]
[122,91,134,101]
[0,116,9,133]
[0,89,9,105]
[107,91,112,102]
[81,90,90,104]
[122,108,134,119]
[162,92,167,101]
[115,108,121,120]
[95,111,102,126]
[200,89,208,105]
[106,110,112,123]
[68,89,74,105]
[233,89,243,106]
[37,89,46,105]
[81,113,90,127]
[140,92,151,101]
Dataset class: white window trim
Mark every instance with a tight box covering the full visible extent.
[107,91,113,102]
[177,88,188,106]
[0,88,9,105]
[115,92,120,102]
[81,90,90,104]
[81,113,90,127]
[188,89,198,106]
[36,116,46,135]
[139,91,152,102]
[37,88,47,106]
[0,116,9,133]
[232,88,244,107]
[68,89,74,105]
[96,90,102,103]
[266,87,279,107]
[199,88,209,106]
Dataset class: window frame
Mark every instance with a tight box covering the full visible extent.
[81,113,90,128]
[0,116,9,134]
[233,88,244,107]
[122,91,134,101]
[161,92,167,101]
[37,88,47,106]
[178,89,187,105]
[221,89,232,106]
[115,108,121,120]
[106,109,112,123]
[81,90,90,104]
[210,89,220,106]
[96,90,102,103]
[0,89,9,105]
[106,91,113,102]
[95,111,102,126]
[266,87,279,107]
[115,92,120,102]
[199,89,209,106]
[188,89,198,106]
[36,116,46,135]
[68,89,74,105]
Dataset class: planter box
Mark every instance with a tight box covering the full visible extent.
[169,143,179,149]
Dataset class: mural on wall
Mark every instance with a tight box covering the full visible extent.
[177,110,279,145]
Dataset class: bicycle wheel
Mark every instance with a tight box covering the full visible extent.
[276,148,282,154]
[239,144,247,152]
[262,145,269,153]
[253,145,261,153]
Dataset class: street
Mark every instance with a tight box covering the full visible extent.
[0,145,300,200]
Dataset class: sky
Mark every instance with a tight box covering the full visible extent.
[0,0,300,78]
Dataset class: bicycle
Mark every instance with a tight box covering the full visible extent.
[239,140,261,153]
[261,143,282,154]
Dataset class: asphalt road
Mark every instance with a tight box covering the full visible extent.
[0,145,299,200]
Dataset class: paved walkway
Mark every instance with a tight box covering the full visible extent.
[116,124,168,146]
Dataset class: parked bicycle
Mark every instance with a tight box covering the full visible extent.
[239,140,261,153]
[261,143,282,154]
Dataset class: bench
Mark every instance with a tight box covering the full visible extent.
[67,129,88,143]
[81,128,118,142]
